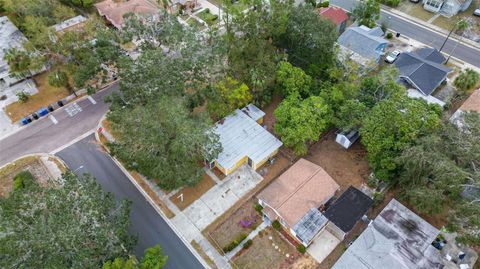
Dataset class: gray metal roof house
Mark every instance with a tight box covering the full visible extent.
[211,104,282,175]
[395,48,452,96]
[337,25,388,65]
[333,199,444,269]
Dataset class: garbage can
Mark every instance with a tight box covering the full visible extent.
[38,107,49,117]
[21,117,31,125]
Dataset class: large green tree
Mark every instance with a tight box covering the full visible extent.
[277,4,338,78]
[0,172,135,268]
[102,245,168,269]
[206,76,252,120]
[275,61,313,98]
[397,113,480,244]
[274,94,332,155]
[352,0,381,28]
[360,95,442,181]
[108,96,222,190]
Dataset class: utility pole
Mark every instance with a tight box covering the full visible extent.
[439,25,455,52]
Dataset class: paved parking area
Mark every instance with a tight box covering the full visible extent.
[181,164,262,230]
[307,229,341,264]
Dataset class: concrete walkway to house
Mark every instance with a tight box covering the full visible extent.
[226,222,267,259]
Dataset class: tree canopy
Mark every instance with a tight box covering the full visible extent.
[352,0,380,28]
[102,245,168,269]
[0,172,135,268]
[360,95,442,181]
[108,96,221,190]
[274,94,332,155]
[275,61,313,98]
[206,76,252,120]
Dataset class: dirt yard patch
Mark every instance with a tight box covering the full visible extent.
[208,198,262,251]
[5,72,70,122]
[232,228,301,269]
[305,131,370,191]
[261,94,282,132]
[170,173,216,210]
[0,156,52,197]
[290,254,320,269]
[396,1,435,22]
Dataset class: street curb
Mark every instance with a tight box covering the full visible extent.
[380,6,480,51]
[0,153,66,174]
[93,116,211,269]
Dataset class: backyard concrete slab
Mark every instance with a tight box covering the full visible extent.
[307,229,341,264]
[181,164,262,231]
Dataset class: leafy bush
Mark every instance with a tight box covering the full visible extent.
[380,0,400,7]
[272,220,281,230]
[317,1,329,7]
[373,192,385,207]
[386,32,393,39]
[253,203,263,214]
[13,171,34,191]
[222,233,247,253]
[242,239,253,249]
[454,68,480,92]
[16,91,30,103]
[297,245,306,254]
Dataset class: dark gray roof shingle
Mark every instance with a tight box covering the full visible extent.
[395,48,451,95]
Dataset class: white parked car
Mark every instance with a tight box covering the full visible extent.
[385,50,401,63]
[474,7,480,16]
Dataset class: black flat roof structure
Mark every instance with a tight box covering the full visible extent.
[324,186,373,233]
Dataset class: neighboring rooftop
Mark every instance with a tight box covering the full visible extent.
[258,158,340,227]
[213,105,282,171]
[52,15,87,33]
[319,7,348,26]
[459,89,480,113]
[337,25,387,63]
[0,16,28,84]
[333,199,444,269]
[94,0,159,29]
[240,104,265,122]
[324,186,373,233]
[395,48,452,96]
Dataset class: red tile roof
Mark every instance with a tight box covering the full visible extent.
[319,7,348,26]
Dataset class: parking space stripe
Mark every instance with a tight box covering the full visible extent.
[88,96,97,105]
[49,115,58,125]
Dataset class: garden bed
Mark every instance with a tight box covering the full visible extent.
[196,9,219,26]
[232,227,300,269]
[170,173,216,210]
[0,156,51,197]
[208,198,262,252]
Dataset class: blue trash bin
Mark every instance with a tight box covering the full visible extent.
[21,117,30,125]
[38,107,49,117]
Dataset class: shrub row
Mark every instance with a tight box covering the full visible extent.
[242,239,253,250]
[222,233,248,253]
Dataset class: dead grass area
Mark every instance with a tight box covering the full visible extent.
[170,173,216,210]
[304,131,371,191]
[432,3,480,32]
[261,93,282,132]
[208,198,262,251]
[232,228,300,269]
[129,171,176,219]
[396,1,435,22]
[5,72,70,122]
[0,156,51,197]
[191,240,218,269]
[289,255,320,269]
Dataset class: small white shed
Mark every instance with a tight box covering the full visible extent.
[335,129,360,149]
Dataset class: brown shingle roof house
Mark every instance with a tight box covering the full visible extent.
[450,89,480,127]
[257,158,340,245]
[95,0,159,29]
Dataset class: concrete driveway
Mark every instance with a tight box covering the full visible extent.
[178,164,262,231]
[307,229,341,264]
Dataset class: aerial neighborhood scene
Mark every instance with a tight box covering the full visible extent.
[1,0,480,267]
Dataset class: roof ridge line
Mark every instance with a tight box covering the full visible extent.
[277,166,327,210]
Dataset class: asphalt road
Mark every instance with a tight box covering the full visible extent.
[0,83,117,167]
[331,0,480,68]
[56,134,205,269]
